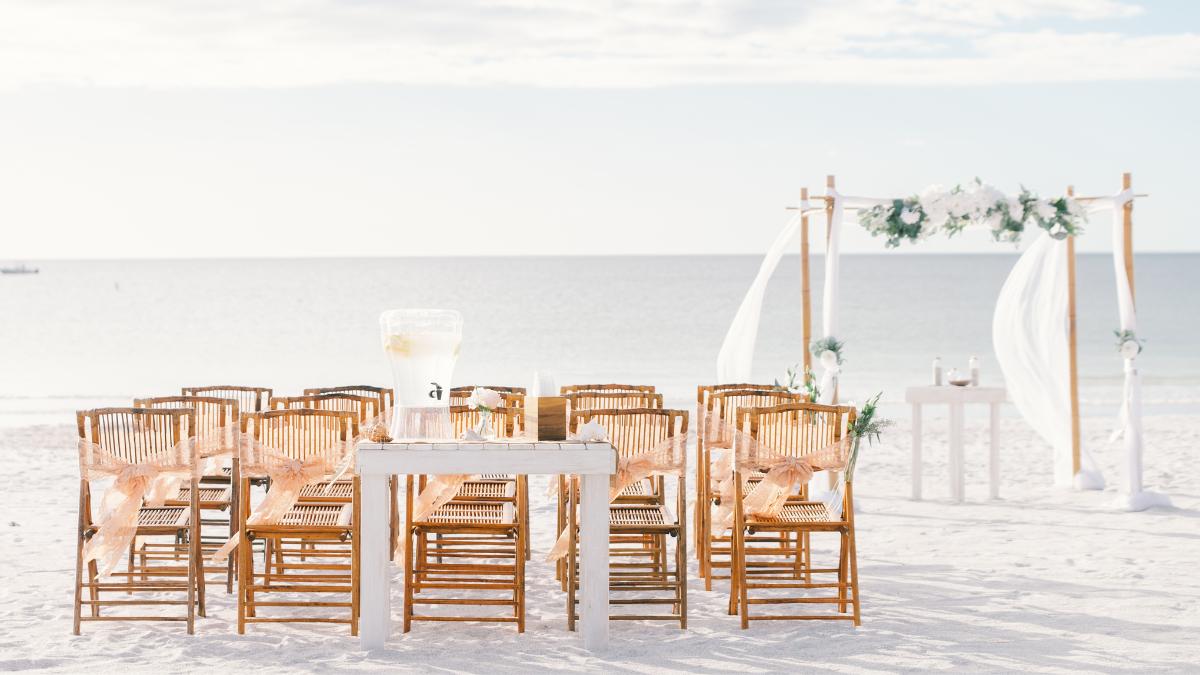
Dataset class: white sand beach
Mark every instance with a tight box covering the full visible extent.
[4,412,1197,673]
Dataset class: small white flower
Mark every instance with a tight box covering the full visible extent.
[899,208,920,225]
[1034,199,1057,222]
[466,387,503,412]
[573,420,608,442]
[819,349,840,370]
[1120,340,1140,360]
[985,212,1005,231]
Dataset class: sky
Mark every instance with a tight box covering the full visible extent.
[1,0,1198,258]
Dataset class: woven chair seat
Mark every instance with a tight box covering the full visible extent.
[456,480,516,499]
[137,506,190,529]
[299,481,355,500]
[424,501,515,525]
[609,504,674,529]
[169,486,232,505]
[279,504,353,528]
[749,501,837,525]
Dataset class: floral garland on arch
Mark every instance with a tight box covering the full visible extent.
[858,180,1087,247]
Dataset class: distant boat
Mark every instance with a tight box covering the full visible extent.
[1,264,38,275]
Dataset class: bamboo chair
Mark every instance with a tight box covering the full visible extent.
[694,384,776,569]
[554,389,664,585]
[134,396,239,593]
[270,394,390,562]
[443,405,529,559]
[728,402,859,627]
[236,409,360,634]
[403,404,527,632]
[301,386,396,556]
[700,388,813,589]
[73,408,202,634]
[563,407,688,629]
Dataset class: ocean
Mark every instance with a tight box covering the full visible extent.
[2,254,1197,426]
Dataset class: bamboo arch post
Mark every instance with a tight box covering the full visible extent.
[801,186,813,377]
[825,175,838,404]
[1065,185,1083,478]
[1122,172,1135,304]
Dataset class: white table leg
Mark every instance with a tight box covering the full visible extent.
[580,472,610,650]
[911,403,922,500]
[989,402,1000,500]
[949,402,964,502]
[359,472,390,649]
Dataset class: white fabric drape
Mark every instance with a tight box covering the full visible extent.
[716,212,803,382]
[992,233,1104,489]
[1083,190,1168,509]
[817,189,842,403]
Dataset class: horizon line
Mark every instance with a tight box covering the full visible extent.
[8,250,1197,263]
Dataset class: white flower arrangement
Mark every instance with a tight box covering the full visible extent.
[857,179,1086,247]
[466,387,503,414]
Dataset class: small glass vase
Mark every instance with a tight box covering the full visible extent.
[471,411,494,441]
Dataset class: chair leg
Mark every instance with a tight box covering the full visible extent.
[73,508,85,635]
[849,526,862,626]
[403,526,414,633]
[566,481,577,632]
[87,560,100,617]
[837,531,849,614]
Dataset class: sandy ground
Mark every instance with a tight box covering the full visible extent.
[2,414,1198,674]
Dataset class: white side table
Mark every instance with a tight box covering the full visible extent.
[905,386,1005,502]
[355,441,616,651]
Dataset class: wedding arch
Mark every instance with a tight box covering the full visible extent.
[717,172,1166,511]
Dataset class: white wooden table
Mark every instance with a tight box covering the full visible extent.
[355,441,617,650]
[905,386,1005,502]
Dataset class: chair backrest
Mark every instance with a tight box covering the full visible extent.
[569,407,687,458]
[270,393,380,424]
[182,386,273,414]
[303,385,394,411]
[710,389,810,429]
[742,402,855,463]
[697,383,778,410]
[561,383,656,395]
[241,408,356,473]
[450,385,526,395]
[565,391,662,418]
[134,395,238,456]
[449,405,516,439]
[76,407,196,472]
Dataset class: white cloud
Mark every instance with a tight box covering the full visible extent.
[0,0,1193,88]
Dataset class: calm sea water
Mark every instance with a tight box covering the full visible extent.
[1,254,1196,426]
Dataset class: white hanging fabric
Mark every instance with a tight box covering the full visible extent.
[716,212,803,382]
[993,232,1104,489]
[1083,190,1169,510]
[816,189,842,404]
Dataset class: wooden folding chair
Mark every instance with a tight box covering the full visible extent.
[563,407,688,629]
[554,389,664,586]
[728,402,860,627]
[73,408,202,634]
[402,405,527,633]
[235,409,360,634]
[700,388,813,589]
[134,395,239,593]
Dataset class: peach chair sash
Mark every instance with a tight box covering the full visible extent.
[546,431,686,563]
[211,432,351,563]
[78,438,196,578]
[711,429,850,533]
